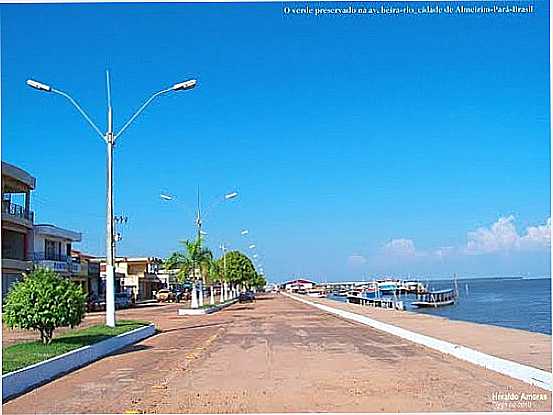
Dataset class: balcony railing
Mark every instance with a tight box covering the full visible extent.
[1,200,34,222]
[33,253,81,274]
[33,252,72,262]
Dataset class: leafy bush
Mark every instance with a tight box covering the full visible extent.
[3,268,86,344]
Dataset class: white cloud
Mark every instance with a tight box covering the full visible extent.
[433,246,455,258]
[383,238,416,257]
[520,218,551,250]
[465,215,519,254]
[347,254,367,267]
[379,216,550,261]
[465,215,551,255]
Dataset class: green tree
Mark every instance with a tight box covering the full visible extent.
[222,250,258,288]
[253,274,267,289]
[3,268,86,345]
[207,259,223,284]
[164,238,213,283]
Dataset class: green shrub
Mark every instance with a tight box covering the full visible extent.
[3,268,86,344]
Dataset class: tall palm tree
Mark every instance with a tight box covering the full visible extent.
[164,238,212,308]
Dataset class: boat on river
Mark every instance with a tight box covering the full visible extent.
[306,288,327,298]
[377,280,400,294]
[411,288,456,308]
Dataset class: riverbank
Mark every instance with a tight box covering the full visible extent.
[299,294,551,372]
[3,294,551,413]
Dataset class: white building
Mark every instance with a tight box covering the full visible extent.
[281,278,316,292]
[33,224,81,277]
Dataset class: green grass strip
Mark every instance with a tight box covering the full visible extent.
[2,320,150,374]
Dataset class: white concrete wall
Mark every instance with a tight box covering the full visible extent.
[33,234,72,257]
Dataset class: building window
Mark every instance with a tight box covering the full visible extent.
[1,229,26,260]
[45,239,57,261]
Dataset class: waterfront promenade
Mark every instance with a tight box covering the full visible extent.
[3,294,551,413]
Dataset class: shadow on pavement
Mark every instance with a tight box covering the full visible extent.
[160,321,232,334]
[230,305,255,311]
[109,343,153,356]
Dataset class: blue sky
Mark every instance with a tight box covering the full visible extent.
[1,2,550,281]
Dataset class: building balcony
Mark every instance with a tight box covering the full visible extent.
[1,201,34,226]
[2,258,33,272]
[32,253,80,274]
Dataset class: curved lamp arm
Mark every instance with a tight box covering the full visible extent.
[114,87,172,141]
[51,88,105,141]
[203,192,239,220]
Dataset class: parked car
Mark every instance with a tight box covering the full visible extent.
[156,289,176,302]
[86,293,105,312]
[172,289,184,302]
[115,292,131,309]
[239,291,256,303]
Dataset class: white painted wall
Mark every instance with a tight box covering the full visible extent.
[33,233,73,256]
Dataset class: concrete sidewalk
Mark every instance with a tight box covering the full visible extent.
[292,294,552,372]
[2,294,551,413]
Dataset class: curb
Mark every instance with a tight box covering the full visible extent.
[178,299,238,315]
[284,293,552,391]
[2,323,156,401]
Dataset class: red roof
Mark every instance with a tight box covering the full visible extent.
[283,278,316,285]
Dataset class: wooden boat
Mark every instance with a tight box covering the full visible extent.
[306,288,327,298]
[377,280,399,294]
[411,288,456,308]
[333,289,348,296]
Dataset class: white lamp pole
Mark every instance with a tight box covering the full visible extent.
[160,190,237,307]
[27,74,197,327]
[220,243,228,302]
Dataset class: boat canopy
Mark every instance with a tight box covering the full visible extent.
[427,288,454,295]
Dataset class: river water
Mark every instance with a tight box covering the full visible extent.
[327,277,551,335]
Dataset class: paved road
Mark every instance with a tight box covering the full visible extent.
[3,294,551,413]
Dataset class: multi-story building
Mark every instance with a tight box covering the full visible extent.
[102,257,163,301]
[1,161,36,298]
[32,224,81,278]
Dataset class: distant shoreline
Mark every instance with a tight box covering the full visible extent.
[297,275,552,285]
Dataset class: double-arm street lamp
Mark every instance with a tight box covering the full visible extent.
[160,189,238,307]
[160,189,238,244]
[27,73,197,327]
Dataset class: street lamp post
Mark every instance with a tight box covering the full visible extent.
[220,243,228,302]
[160,189,238,308]
[27,73,197,327]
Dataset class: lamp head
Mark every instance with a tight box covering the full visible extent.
[172,79,197,91]
[26,79,51,92]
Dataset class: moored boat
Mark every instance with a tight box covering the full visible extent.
[377,280,400,294]
[411,288,456,308]
[306,288,327,298]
